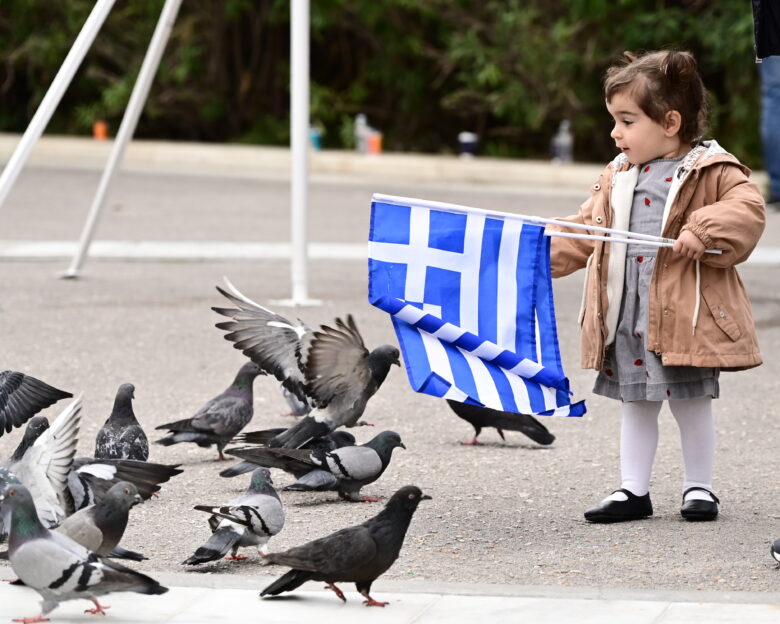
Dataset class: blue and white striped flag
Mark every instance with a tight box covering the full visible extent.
[368,194,586,417]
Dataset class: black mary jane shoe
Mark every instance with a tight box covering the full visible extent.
[584,488,653,523]
[680,487,719,521]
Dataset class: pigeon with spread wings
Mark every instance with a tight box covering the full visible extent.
[212,279,400,448]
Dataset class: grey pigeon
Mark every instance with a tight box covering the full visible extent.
[212,278,400,448]
[155,361,264,460]
[0,467,20,543]
[260,485,430,606]
[772,539,780,564]
[0,370,72,437]
[183,467,284,565]
[95,383,148,461]
[219,429,356,479]
[55,481,142,556]
[227,430,406,502]
[68,457,183,512]
[446,399,556,446]
[4,396,82,528]
[0,482,167,620]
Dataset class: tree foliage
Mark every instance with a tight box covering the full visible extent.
[0,0,762,166]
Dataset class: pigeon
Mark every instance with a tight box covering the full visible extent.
[227,430,406,502]
[281,386,311,417]
[0,482,167,620]
[0,370,72,438]
[155,360,264,460]
[0,467,20,544]
[219,429,356,479]
[183,467,284,565]
[95,383,148,461]
[772,539,780,564]
[446,399,555,446]
[67,457,183,512]
[55,481,142,556]
[4,396,82,528]
[212,278,400,448]
[260,485,431,606]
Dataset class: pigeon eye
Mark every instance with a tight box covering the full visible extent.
[408,493,415,500]
[123,489,130,495]
[9,490,16,497]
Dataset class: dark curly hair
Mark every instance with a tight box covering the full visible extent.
[604,50,710,146]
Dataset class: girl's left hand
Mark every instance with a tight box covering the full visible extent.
[672,230,705,260]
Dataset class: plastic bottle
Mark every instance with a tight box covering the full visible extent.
[354,113,368,154]
[551,120,574,164]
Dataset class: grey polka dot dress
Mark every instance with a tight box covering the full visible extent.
[593,156,719,402]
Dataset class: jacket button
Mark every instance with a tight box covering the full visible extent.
[664,263,668,269]
[595,216,603,224]
[596,263,601,270]
[662,356,668,363]
[597,312,602,318]
[594,183,601,191]
[663,308,669,316]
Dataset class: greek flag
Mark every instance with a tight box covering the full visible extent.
[368,193,586,417]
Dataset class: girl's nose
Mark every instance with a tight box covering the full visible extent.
[610,125,620,140]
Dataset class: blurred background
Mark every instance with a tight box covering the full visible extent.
[0,0,762,166]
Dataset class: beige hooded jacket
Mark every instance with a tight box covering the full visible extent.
[549,141,765,372]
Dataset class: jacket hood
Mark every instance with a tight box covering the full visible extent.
[607,140,751,177]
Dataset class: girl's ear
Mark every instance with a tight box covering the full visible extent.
[663,110,682,137]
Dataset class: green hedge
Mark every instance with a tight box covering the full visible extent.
[0,0,762,167]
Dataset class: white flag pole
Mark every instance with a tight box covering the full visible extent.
[62,0,183,279]
[0,0,116,209]
[372,193,722,254]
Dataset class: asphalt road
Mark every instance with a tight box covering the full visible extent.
[1,165,779,594]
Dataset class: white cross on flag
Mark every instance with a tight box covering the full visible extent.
[368,193,586,417]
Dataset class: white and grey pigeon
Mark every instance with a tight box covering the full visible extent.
[3,395,82,528]
[772,539,780,564]
[95,383,148,461]
[55,481,143,557]
[0,370,72,438]
[227,430,406,502]
[212,278,400,449]
[0,482,167,621]
[67,456,182,513]
[155,361,264,460]
[183,467,284,565]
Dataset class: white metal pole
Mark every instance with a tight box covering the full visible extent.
[62,0,183,278]
[289,0,310,304]
[0,0,116,209]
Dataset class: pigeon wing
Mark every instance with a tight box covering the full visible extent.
[55,508,104,552]
[212,279,310,403]
[267,524,376,575]
[321,446,382,481]
[0,371,72,436]
[190,395,252,437]
[12,396,82,526]
[304,315,371,408]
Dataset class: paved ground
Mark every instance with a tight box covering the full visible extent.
[1,138,779,621]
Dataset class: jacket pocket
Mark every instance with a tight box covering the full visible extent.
[700,284,741,342]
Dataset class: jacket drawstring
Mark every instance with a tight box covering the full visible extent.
[692,258,701,335]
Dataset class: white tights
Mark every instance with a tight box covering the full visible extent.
[610,397,715,502]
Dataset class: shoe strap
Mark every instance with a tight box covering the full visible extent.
[682,486,720,503]
[613,488,641,499]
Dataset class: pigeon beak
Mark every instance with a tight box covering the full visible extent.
[399,442,407,450]
[393,358,401,367]
[421,494,432,500]
[132,494,143,506]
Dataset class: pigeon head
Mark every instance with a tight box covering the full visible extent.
[0,483,47,540]
[248,467,276,494]
[105,481,143,510]
[365,430,406,458]
[239,361,265,377]
[117,383,135,400]
[10,416,50,461]
[367,345,401,383]
[384,485,432,515]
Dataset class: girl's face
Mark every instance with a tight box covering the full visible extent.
[606,91,686,165]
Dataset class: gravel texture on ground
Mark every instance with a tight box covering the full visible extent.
[2,258,780,595]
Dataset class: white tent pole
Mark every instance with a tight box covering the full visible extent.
[289,0,310,304]
[0,0,116,209]
[62,0,183,279]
